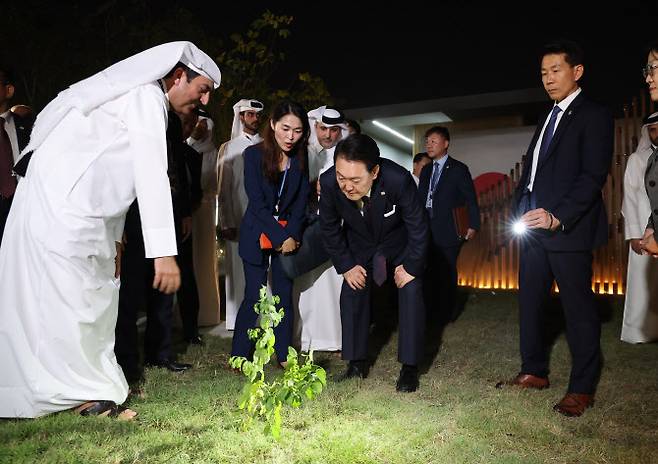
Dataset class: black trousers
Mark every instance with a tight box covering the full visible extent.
[519,244,601,394]
[340,262,425,366]
[115,220,174,382]
[425,243,461,324]
[176,234,200,340]
[0,194,13,248]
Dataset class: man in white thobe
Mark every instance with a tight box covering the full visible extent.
[217,98,263,330]
[621,111,658,343]
[184,109,221,328]
[0,41,221,418]
[290,106,350,352]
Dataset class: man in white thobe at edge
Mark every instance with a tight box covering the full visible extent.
[621,111,658,343]
[217,98,263,330]
[0,41,221,418]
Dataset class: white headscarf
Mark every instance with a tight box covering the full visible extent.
[308,106,350,139]
[230,99,264,140]
[637,111,658,153]
[24,41,221,154]
[307,105,350,148]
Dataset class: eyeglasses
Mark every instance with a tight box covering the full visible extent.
[642,62,658,79]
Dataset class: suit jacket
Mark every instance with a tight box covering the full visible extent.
[166,111,192,223]
[514,92,614,251]
[10,113,34,177]
[181,143,203,214]
[319,158,428,277]
[417,155,480,247]
[239,144,309,266]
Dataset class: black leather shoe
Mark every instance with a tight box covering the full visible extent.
[146,360,192,372]
[396,365,419,392]
[185,335,204,346]
[338,361,367,381]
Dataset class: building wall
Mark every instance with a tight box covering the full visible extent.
[449,126,536,178]
[368,135,413,170]
[367,125,536,181]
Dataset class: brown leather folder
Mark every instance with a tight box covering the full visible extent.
[452,206,469,240]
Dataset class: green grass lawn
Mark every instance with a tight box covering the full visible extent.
[2,290,657,463]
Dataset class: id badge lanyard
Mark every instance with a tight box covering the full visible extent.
[274,157,291,220]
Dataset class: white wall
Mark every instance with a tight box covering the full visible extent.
[369,136,413,171]
[449,126,536,178]
[366,126,534,179]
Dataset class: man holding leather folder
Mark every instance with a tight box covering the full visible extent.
[417,126,480,325]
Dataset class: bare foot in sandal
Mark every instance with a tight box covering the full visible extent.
[74,401,137,421]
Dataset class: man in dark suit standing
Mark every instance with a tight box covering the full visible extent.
[417,126,479,324]
[496,40,613,417]
[114,110,194,386]
[320,134,428,392]
[0,65,33,247]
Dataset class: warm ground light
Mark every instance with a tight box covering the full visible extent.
[1,291,657,463]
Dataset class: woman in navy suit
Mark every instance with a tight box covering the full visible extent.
[231,100,310,365]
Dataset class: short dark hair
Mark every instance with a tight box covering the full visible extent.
[541,39,584,67]
[345,118,361,134]
[413,152,430,164]
[424,126,450,141]
[0,65,15,85]
[334,134,380,172]
[163,61,201,82]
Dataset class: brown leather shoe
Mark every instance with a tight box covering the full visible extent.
[553,393,594,417]
[495,373,549,390]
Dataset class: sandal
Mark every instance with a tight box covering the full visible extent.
[74,401,137,421]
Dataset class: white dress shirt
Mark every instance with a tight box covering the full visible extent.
[528,87,582,191]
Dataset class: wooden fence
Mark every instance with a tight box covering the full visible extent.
[457,92,656,295]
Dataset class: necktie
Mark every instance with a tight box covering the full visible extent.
[429,160,441,192]
[425,160,441,213]
[361,195,372,231]
[360,195,386,285]
[373,252,387,286]
[537,106,562,163]
[0,116,16,199]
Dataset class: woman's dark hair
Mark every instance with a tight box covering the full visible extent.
[334,134,381,173]
[261,100,309,183]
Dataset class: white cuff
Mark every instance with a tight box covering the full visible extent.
[143,227,178,258]
[625,222,645,239]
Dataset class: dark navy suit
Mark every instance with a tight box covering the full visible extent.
[417,156,480,321]
[231,144,309,361]
[514,91,613,394]
[319,158,428,365]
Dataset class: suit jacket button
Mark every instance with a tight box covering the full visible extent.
[650,180,656,187]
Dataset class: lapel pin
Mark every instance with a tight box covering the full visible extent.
[380,191,385,195]
[568,110,573,116]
